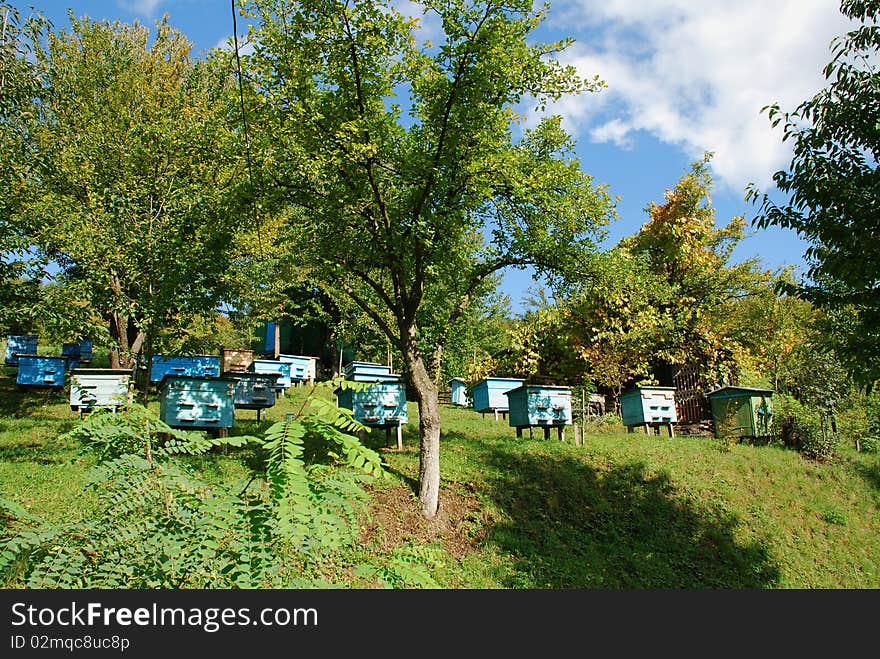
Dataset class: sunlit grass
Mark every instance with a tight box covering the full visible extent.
[1,364,878,588]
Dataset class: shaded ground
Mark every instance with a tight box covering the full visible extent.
[360,482,486,559]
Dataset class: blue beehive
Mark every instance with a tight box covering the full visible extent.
[61,343,81,370]
[78,338,93,363]
[16,355,66,388]
[5,335,38,366]
[620,386,678,437]
[227,371,280,420]
[337,363,407,449]
[336,380,408,427]
[505,384,572,439]
[343,361,392,379]
[159,375,235,431]
[471,377,525,418]
[278,354,318,383]
[69,368,132,416]
[449,378,469,406]
[149,354,221,384]
[251,359,292,391]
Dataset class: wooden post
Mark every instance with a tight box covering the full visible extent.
[667,423,675,438]
[396,424,403,451]
[573,422,580,446]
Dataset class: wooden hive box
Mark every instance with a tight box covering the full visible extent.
[506,384,572,439]
[149,354,221,384]
[221,348,254,374]
[69,368,132,416]
[706,386,773,440]
[471,377,525,416]
[159,375,235,431]
[343,361,392,379]
[278,354,319,383]
[4,335,38,366]
[448,378,469,406]
[250,359,292,391]
[16,355,65,388]
[620,386,678,437]
[226,371,280,420]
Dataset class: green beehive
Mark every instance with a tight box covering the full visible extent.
[706,386,773,440]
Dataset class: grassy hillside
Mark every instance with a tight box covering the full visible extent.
[1,362,878,589]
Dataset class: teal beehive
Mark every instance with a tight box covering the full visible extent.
[620,386,678,436]
[159,375,235,431]
[505,384,572,439]
[336,380,408,427]
[471,377,524,419]
[449,378,469,406]
[251,359,292,391]
[337,363,407,449]
[343,361,392,379]
[278,354,319,383]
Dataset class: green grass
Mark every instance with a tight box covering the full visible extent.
[1,363,878,588]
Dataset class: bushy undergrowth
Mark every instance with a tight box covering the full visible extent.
[836,391,880,453]
[0,381,440,589]
[773,394,839,462]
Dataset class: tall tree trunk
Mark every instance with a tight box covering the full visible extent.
[108,311,129,368]
[403,330,441,519]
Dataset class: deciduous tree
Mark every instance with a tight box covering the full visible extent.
[243,0,615,516]
[747,0,880,387]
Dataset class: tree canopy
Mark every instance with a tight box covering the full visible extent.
[20,14,246,369]
[242,0,615,516]
[748,0,880,387]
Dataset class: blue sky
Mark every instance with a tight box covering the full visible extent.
[9,0,853,314]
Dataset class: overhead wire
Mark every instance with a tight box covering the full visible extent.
[230,0,265,260]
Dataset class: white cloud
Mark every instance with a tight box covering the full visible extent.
[214,35,254,56]
[544,0,856,193]
[118,0,165,18]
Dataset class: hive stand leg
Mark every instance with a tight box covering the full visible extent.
[529,427,534,440]
[627,426,634,434]
[257,409,262,422]
[385,426,391,446]
[667,423,675,438]
[494,409,499,422]
[396,424,403,451]
[644,423,650,435]
[572,422,579,445]
[516,427,523,438]
[543,427,550,441]
[558,426,564,442]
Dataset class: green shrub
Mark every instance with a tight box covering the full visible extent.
[582,412,624,434]
[773,394,838,462]
[836,391,880,453]
[0,380,441,588]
